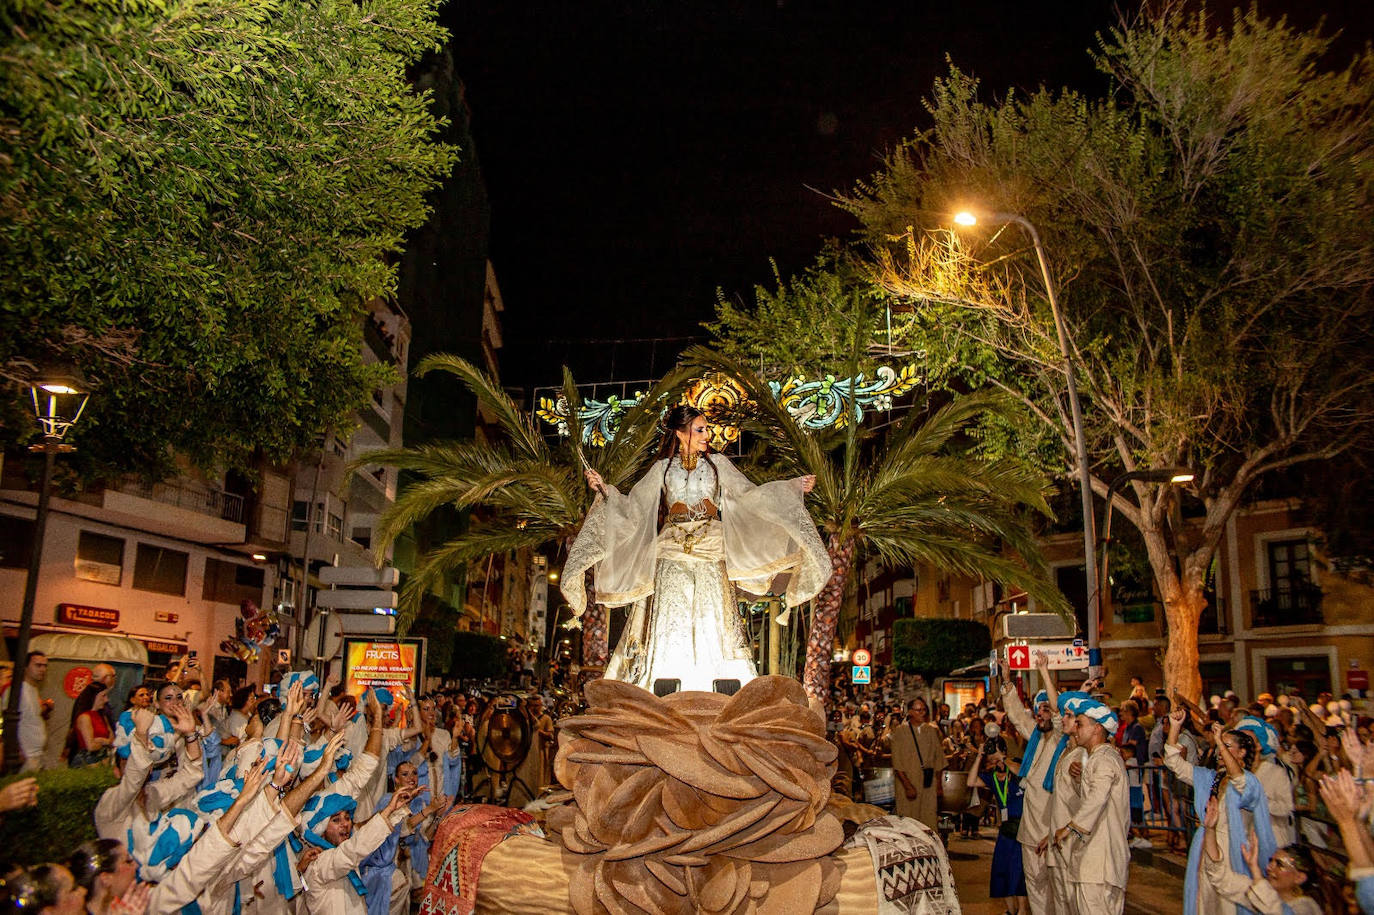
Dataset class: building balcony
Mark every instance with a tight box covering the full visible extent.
[1249,583,1323,628]
[1198,597,1229,636]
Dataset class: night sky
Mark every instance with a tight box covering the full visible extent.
[446,0,1371,391]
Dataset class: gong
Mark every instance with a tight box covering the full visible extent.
[476,695,533,775]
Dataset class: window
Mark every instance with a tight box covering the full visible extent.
[75,531,125,585]
[0,515,35,570]
[202,558,266,604]
[291,501,325,533]
[1265,655,1331,703]
[1268,539,1312,598]
[133,544,189,595]
[1054,564,1089,637]
[351,527,372,550]
[278,576,297,608]
[327,512,343,541]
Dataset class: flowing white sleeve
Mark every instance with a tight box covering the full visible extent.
[561,460,665,613]
[713,455,831,608]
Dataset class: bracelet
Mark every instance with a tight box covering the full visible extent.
[184,732,201,744]
[292,714,305,721]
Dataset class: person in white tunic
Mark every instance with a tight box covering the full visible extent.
[1041,698,1088,915]
[1000,654,1062,915]
[1234,715,1297,847]
[95,705,204,843]
[565,404,829,693]
[1055,699,1130,915]
[299,785,420,915]
[1200,795,1323,915]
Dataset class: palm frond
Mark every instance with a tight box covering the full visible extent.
[394,524,557,632]
[594,364,696,488]
[679,345,843,517]
[414,354,547,462]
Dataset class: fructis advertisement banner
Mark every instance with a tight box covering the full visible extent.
[342,637,426,723]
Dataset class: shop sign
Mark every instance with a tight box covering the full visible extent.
[155,611,180,624]
[56,603,120,630]
[144,639,185,654]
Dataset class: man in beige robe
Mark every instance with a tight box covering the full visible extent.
[1001,659,1062,915]
[890,697,946,830]
[1057,700,1130,915]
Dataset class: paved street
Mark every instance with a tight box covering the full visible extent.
[944,830,1185,915]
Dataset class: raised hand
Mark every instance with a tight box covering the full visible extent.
[366,689,382,726]
[585,469,605,493]
[320,729,349,770]
[0,778,38,814]
[168,702,196,736]
[330,704,352,734]
[240,756,272,800]
[1203,796,1220,830]
[385,786,422,818]
[132,707,156,741]
[272,740,303,790]
[796,474,816,494]
[1241,830,1260,875]
[1320,770,1365,823]
[110,881,152,915]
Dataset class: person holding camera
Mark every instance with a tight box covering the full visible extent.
[890,696,946,830]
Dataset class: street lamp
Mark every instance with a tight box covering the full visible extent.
[1097,467,1194,621]
[952,209,1104,675]
[4,372,91,773]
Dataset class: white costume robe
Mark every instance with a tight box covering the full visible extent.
[1255,757,1296,847]
[1001,686,1063,915]
[1068,742,1130,914]
[1045,745,1086,915]
[301,805,409,915]
[95,739,205,843]
[562,453,829,692]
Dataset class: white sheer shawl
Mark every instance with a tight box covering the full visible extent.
[560,454,831,616]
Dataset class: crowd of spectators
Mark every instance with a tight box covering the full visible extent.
[0,652,568,915]
[825,657,1374,914]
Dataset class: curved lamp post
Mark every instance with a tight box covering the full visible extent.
[4,373,91,772]
[952,210,1105,675]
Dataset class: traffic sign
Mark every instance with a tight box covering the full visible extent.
[852,648,872,667]
[852,665,871,684]
[1005,642,1089,671]
[315,589,398,611]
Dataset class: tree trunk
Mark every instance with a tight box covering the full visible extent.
[580,603,608,689]
[1161,585,1206,703]
[802,535,854,704]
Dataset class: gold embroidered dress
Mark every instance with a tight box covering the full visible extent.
[561,453,830,692]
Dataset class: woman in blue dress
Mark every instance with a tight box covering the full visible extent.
[969,736,1027,915]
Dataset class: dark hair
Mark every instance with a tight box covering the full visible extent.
[2,864,69,913]
[231,685,257,711]
[256,698,282,727]
[1209,729,1260,803]
[67,840,122,896]
[655,405,706,460]
[23,651,45,668]
[65,682,111,756]
[1278,843,1317,891]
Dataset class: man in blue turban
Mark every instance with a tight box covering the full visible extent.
[999,653,1064,915]
[1056,697,1129,914]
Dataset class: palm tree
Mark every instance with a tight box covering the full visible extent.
[683,346,1069,703]
[359,354,688,666]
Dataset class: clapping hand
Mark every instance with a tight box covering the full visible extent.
[1241,829,1260,875]
[272,740,303,791]
[167,702,196,737]
[1320,769,1367,824]
[320,730,349,771]
[1203,796,1220,830]
[385,786,422,819]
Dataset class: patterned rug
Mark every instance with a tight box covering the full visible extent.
[845,815,961,914]
[418,804,545,915]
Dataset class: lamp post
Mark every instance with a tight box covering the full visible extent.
[953,210,1104,675]
[4,374,90,773]
[1097,467,1194,622]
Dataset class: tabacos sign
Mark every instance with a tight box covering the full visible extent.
[56,602,120,630]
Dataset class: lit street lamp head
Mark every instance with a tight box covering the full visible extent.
[28,369,91,443]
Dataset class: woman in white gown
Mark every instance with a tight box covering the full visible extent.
[561,405,831,693]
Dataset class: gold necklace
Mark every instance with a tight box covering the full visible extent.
[680,451,700,471]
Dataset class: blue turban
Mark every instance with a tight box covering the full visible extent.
[1234,716,1278,757]
[1076,698,1120,735]
[302,792,367,897]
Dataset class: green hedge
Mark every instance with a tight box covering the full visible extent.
[892,618,992,680]
[0,764,117,866]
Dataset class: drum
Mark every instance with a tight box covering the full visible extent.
[863,768,895,807]
[938,769,970,813]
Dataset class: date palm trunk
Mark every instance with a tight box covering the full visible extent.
[802,534,854,704]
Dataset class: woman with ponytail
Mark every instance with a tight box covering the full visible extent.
[564,404,829,692]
